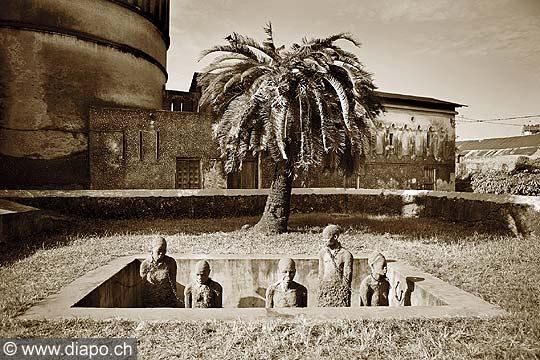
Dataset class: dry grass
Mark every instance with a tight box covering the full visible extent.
[0,213,539,359]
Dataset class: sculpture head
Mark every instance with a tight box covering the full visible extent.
[368,252,387,279]
[278,257,296,285]
[322,224,341,248]
[151,237,167,263]
[194,260,211,285]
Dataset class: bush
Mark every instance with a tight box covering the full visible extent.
[513,156,540,173]
[471,169,540,196]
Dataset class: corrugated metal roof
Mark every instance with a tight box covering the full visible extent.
[457,134,540,157]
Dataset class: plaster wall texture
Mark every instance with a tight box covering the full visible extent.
[88,105,456,190]
[457,155,525,177]
[89,108,221,189]
[374,108,455,156]
[364,107,455,190]
[1,0,168,64]
[0,0,168,188]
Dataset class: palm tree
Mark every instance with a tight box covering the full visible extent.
[199,23,383,234]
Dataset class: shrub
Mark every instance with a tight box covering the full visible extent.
[513,156,540,174]
[470,169,540,196]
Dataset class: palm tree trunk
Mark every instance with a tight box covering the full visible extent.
[253,160,294,234]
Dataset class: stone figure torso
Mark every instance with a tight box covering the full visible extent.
[266,281,307,308]
[318,247,353,307]
[415,128,424,158]
[185,279,223,308]
[433,131,441,160]
[375,127,385,155]
[359,275,390,306]
[140,255,178,307]
[401,128,410,157]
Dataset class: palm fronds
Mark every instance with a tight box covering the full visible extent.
[199,25,383,174]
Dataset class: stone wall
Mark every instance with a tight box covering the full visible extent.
[89,108,223,189]
[90,105,456,191]
[2,189,538,236]
[456,155,524,178]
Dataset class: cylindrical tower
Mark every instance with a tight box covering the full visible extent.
[0,0,170,188]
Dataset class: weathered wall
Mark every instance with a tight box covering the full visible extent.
[89,98,457,190]
[2,189,538,236]
[0,0,168,189]
[364,106,456,190]
[358,163,454,191]
[261,106,456,190]
[457,155,525,178]
[89,108,223,189]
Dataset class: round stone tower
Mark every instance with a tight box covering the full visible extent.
[0,0,169,188]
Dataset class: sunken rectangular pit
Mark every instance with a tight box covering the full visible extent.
[21,254,505,321]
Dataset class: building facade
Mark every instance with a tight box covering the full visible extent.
[88,75,462,191]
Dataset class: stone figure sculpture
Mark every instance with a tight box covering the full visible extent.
[139,237,179,307]
[375,123,385,155]
[415,126,424,158]
[318,225,353,307]
[265,258,308,308]
[184,260,223,308]
[433,129,441,161]
[401,125,410,157]
[359,251,390,306]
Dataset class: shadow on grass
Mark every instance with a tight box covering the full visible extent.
[0,228,73,267]
[288,212,510,242]
[0,212,509,267]
[0,216,260,267]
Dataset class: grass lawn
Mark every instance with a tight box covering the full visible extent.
[0,213,539,359]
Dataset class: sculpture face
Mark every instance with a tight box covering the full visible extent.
[196,269,210,285]
[150,237,167,263]
[152,244,166,263]
[322,225,340,248]
[326,234,338,247]
[195,261,210,285]
[278,259,296,285]
[371,258,387,278]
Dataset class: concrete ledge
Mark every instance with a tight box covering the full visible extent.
[21,254,506,321]
[0,200,43,243]
[1,189,539,236]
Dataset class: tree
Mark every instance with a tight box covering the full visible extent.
[199,23,383,234]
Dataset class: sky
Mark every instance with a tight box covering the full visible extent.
[166,0,540,141]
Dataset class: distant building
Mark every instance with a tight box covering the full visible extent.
[522,124,540,135]
[89,74,463,191]
[456,133,540,176]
